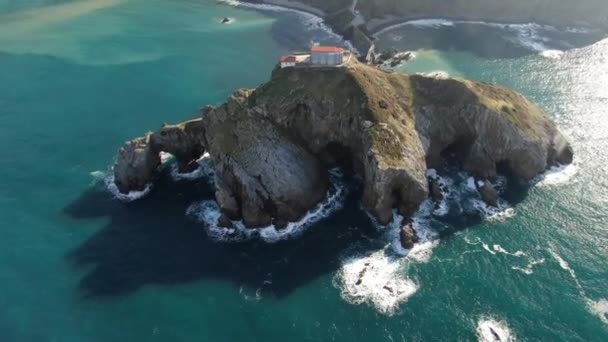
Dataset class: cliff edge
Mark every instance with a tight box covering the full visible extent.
[113,58,572,228]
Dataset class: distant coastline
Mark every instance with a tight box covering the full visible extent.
[222,0,607,58]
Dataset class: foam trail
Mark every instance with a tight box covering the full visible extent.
[548,248,608,325]
[170,153,215,184]
[104,175,152,202]
[220,0,359,55]
[493,245,526,257]
[476,317,515,342]
[534,164,578,187]
[187,169,347,243]
[374,19,568,56]
[335,250,418,316]
[511,258,545,275]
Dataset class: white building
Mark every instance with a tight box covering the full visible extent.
[310,46,344,66]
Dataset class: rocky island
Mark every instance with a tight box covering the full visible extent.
[113,55,572,242]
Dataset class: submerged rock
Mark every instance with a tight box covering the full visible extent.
[476,179,499,207]
[113,58,572,228]
[429,179,444,203]
[400,222,419,250]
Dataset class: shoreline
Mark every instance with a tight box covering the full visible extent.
[228,0,326,18]
[367,15,604,37]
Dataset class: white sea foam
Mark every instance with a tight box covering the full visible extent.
[534,164,578,187]
[170,153,215,183]
[187,169,347,243]
[371,200,440,262]
[159,151,174,164]
[511,258,545,275]
[335,250,418,316]
[419,70,449,79]
[104,175,152,202]
[492,245,525,257]
[220,0,359,55]
[471,199,515,222]
[373,19,455,36]
[374,19,566,55]
[540,49,564,59]
[90,170,106,180]
[548,249,608,324]
[476,317,515,342]
[587,299,608,325]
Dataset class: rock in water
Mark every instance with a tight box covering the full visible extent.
[113,133,161,193]
[113,58,573,228]
[476,179,499,207]
[429,179,443,203]
[400,222,419,250]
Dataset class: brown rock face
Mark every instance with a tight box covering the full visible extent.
[113,133,161,193]
[113,58,573,228]
[400,222,419,250]
[202,90,329,228]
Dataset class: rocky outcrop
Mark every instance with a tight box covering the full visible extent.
[400,222,419,249]
[113,134,161,194]
[201,90,329,227]
[113,58,572,228]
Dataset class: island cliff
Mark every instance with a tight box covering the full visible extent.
[113,58,572,231]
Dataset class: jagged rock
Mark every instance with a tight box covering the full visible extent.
[114,58,573,228]
[379,47,399,61]
[113,133,161,193]
[429,179,443,203]
[400,222,419,250]
[217,214,233,228]
[150,119,206,173]
[476,179,499,207]
[202,89,329,227]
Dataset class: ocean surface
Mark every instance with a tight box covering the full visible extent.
[0,0,607,341]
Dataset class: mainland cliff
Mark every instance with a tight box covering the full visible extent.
[242,0,608,56]
[113,58,572,230]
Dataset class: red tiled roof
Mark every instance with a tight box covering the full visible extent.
[280,55,297,62]
[311,45,344,53]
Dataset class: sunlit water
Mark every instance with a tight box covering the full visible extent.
[0,1,607,341]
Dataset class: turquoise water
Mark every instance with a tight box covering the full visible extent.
[0,1,607,341]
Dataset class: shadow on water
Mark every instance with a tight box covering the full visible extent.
[64,170,380,298]
[64,163,533,299]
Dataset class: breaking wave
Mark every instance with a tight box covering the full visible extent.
[335,249,418,316]
[476,317,515,342]
[374,19,576,57]
[104,174,153,202]
[533,164,578,187]
[587,299,608,325]
[186,169,347,243]
[170,153,215,184]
